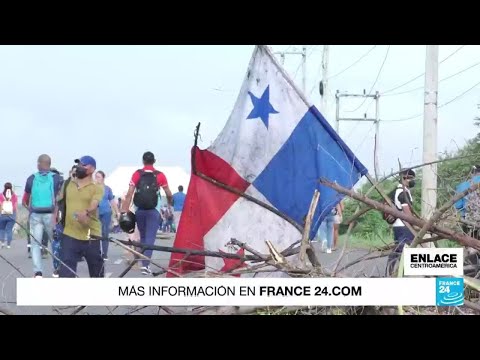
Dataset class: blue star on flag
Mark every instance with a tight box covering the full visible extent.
[247,85,279,129]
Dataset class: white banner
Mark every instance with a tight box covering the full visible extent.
[403,248,463,276]
[16,277,464,307]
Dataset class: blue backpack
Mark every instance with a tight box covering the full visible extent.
[30,172,55,212]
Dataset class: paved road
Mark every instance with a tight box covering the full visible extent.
[0,235,387,315]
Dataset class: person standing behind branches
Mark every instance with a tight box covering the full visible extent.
[172,185,186,230]
[121,151,173,275]
[23,154,63,278]
[49,167,64,277]
[333,201,344,250]
[0,183,18,249]
[95,170,120,261]
[455,165,480,239]
[386,169,417,276]
[57,156,104,278]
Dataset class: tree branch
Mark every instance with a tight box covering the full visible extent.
[319,178,480,250]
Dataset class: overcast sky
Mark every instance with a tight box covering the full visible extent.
[1,45,479,191]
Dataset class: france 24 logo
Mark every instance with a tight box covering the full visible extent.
[403,248,463,276]
[436,278,464,306]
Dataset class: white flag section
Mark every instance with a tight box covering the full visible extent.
[17,278,441,307]
[168,45,367,277]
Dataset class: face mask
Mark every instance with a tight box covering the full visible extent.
[408,180,416,188]
[75,166,88,179]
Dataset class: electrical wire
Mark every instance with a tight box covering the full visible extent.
[327,45,377,81]
[438,79,480,108]
[383,59,480,97]
[344,45,391,113]
[292,45,318,81]
[381,45,467,95]
[383,78,480,122]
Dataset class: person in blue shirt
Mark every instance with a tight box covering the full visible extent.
[95,171,120,261]
[172,185,186,231]
[455,166,480,218]
[455,165,480,239]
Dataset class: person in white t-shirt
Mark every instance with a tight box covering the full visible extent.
[386,169,416,276]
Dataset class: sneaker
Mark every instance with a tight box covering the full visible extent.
[6,245,10,249]
[141,266,152,275]
[326,248,332,254]
[103,257,109,262]
[0,242,4,248]
[321,240,327,252]
[34,272,43,278]
[52,270,59,278]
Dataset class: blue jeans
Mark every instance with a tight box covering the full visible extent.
[386,226,414,276]
[318,214,335,249]
[52,225,63,271]
[58,233,104,278]
[0,213,16,245]
[136,209,160,268]
[99,212,112,258]
[29,212,54,274]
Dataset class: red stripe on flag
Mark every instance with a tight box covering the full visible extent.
[167,147,250,277]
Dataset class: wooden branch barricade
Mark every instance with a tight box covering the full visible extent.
[319,178,480,250]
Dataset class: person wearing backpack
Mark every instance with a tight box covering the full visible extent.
[385,168,417,276]
[121,151,173,275]
[0,183,18,249]
[95,170,120,261]
[22,154,63,278]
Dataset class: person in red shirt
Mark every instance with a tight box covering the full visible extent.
[0,183,18,249]
[121,151,173,275]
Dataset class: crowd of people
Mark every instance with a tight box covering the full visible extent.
[3,152,480,279]
[0,151,186,278]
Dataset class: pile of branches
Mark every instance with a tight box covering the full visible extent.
[3,157,480,316]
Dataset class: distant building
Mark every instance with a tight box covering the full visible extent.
[105,166,190,205]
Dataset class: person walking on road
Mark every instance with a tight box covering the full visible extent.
[95,170,120,261]
[172,185,186,231]
[23,154,63,278]
[0,183,18,249]
[121,151,173,275]
[57,156,105,278]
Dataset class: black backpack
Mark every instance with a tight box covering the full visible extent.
[58,177,70,227]
[382,189,398,225]
[133,170,160,210]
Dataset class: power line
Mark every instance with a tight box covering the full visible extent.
[327,45,377,81]
[381,45,467,95]
[345,45,391,113]
[383,58,480,97]
[383,77,480,122]
[292,46,318,80]
[438,79,480,108]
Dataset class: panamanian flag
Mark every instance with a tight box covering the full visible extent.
[168,45,368,277]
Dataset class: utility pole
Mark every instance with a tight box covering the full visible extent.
[421,45,439,245]
[274,46,308,94]
[335,91,382,180]
[302,46,307,94]
[320,45,330,114]
[374,92,380,182]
